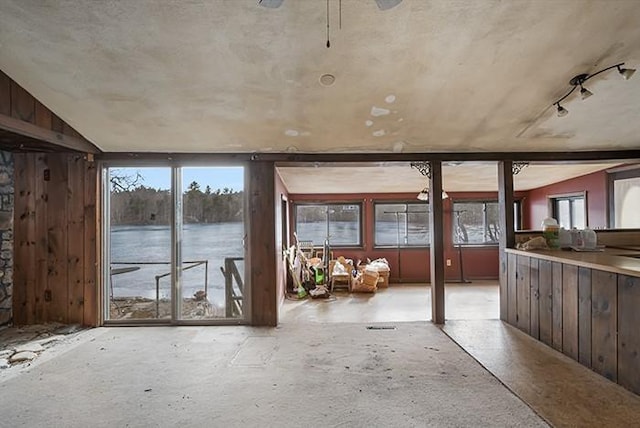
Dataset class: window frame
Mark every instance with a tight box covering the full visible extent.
[607,166,640,228]
[373,201,430,249]
[451,199,501,247]
[513,199,523,231]
[548,191,587,229]
[293,201,363,248]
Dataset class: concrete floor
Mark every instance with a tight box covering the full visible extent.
[0,322,545,427]
[2,283,638,427]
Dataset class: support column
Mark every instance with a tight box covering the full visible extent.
[429,160,445,324]
[248,161,277,326]
[498,161,515,322]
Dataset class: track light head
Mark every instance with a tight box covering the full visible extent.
[580,86,593,100]
[618,66,636,80]
[556,103,568,117]
[258,0,284,7]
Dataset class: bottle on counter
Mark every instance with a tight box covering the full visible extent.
[542,217,560,249]
[558,227,571,248]
[582,227,597,249]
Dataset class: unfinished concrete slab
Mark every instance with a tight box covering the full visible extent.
[0,322,545,427]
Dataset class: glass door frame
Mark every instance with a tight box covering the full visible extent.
[100,160,251,326]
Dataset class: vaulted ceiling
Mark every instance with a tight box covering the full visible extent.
[1,1,639,191]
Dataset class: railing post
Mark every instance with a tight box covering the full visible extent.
[204,260,209,300]
[155,275,160,318]
[224,259,233,317]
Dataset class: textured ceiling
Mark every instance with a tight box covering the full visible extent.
[1,0,640,155]
[276,162,622,193]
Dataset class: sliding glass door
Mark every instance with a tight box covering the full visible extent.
[104,165,246,324]
[179,167,245,321]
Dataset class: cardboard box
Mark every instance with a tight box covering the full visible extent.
[352,273,377,293]
[377,271,390,288]
[362,270,379,288]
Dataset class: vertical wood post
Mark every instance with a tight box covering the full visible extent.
[498,161,515,321]
[248,161,277,326]
[429,160,445,324]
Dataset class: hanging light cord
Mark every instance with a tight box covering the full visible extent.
[326,0,330,48]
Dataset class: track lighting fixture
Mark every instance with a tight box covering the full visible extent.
[618,65,636,80]
[555,103,569,117]
[579,85,593,100]
[552,62,635,117]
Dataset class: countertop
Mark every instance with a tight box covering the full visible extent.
[505,247,640,277]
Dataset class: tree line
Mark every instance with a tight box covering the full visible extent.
[110,181,243,225]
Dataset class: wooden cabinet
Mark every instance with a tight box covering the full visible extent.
[504,251,640,395]
[618,275,640,393]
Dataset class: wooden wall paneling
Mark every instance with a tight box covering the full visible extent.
[9,81,35,123]
[591,269,617,382]
[34,100,52,129]
[248,161,277,326]
[12,154,36,324]
[0,71,10,116]
[507,253,517,326]
[498,161,515,322]
[499,253,508,321]
[529,257,540,340]
[617,275,640,394]
[594,230,640,247]
[51,114,64,133]
[34,154,48,323]
[578,267,592,367]
[83,160,98,326]
[46,154,69,322]
[562,264,579,360]
[67,155,85,323]
[516,255,530,333]
[552,261,563,352]
[538,259,553,346]
[62,122,82,139]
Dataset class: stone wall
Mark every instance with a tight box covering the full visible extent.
[0,151,13,327]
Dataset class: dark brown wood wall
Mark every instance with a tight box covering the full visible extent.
[13,153,99,326]
[505,252,640,395]
[248,161,277,326]
[0,70,98,153]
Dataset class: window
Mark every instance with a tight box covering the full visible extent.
[514,200,522,231]
[452,201,500,245]
[374,203,429,247]
[294,203,361,246]
[549,193,585,229]
[609,167,640,228]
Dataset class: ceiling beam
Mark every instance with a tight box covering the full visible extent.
[0,113,100,154]
[97,150,640,163]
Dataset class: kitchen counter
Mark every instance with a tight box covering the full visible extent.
[502,246,640,396]
[505,247,640,277]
